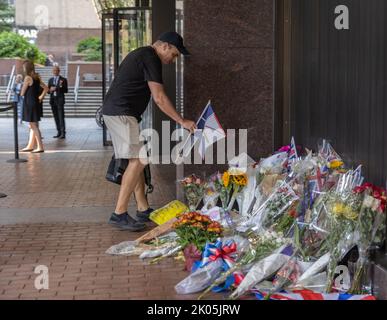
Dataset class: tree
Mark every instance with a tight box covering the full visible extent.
[0,32,46,65]
[77,37,102,61]
[0,0,15,33]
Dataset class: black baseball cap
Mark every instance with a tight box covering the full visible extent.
[158,31,190,56]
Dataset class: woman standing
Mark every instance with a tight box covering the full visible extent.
[20,60,49,153]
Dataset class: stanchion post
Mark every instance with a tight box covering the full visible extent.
[7,102,27,163]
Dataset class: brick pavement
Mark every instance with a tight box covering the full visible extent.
[0,223,222,300]
[0,119,221,300]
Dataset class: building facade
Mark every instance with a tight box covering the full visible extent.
[14,0,101,64]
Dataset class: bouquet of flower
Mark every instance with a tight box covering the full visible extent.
[202,178,220,212]
[227,171,248,211]
[213,172,232,210]
[323,172,364,292]
[349,183,386,294]
[228,240,291,300]
[173,212,223,271]
[249,181,299,236]
[180,174,205,211]
[198,230,288,299]
[172,212,223,270]
[175,236,249,295]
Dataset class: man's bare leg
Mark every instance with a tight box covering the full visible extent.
[134,173,149,212]
[115,158,146,214]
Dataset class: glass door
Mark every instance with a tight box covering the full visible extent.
[102,6,152,146]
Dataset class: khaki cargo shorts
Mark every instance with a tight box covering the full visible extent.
[103,115,147,160]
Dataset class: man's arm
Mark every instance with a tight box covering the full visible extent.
[48,78,55,93]
[62,77,68,94]
[148,81,196,132]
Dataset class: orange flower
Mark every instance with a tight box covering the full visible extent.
[222,171,230,187]
[208,227,222,234]
[201,216,211,223]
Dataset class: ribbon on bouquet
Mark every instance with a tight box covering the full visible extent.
[192,239,244,292]
[253,289,376,300]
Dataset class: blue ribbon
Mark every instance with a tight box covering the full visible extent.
[191,239,238,292]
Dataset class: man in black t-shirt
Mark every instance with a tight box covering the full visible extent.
[103,31,196,232]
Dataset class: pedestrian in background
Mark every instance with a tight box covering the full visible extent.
[20,60,49,153]
[48,65,68,139]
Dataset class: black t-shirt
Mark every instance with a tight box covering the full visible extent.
[102,46,163,121]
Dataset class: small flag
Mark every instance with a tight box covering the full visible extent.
[196,102,226,159]
[287,137,298,171]
[180,101,226,159]
[289,137,298,161]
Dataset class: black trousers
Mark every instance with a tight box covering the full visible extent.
[50,98,66,136]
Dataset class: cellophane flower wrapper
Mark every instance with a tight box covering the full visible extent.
[321,170,364,292]
[140,242,180,260]
[242,181,299,237]
[240,174,283,230]
[202,180,219,212]
[317,139,344,168]
[175,259,224,294]
[236,166,259,216]
[180,175,205,211]
[268,221,316,293]
[258,152,288,175]
[350,190,386,294]
[212,172,232,210]
[295,252,331,285]
[226,172,249,212]
[133,233,179,259]
[148,245,183,264]
[228,244,291,300]
[197,230,286,299]
[269,256,304,294]
[175,236,249,295]
[290,272,328,293]
[106,241,145,256]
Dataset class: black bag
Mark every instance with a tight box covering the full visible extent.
[106,155,154,194]
[106,156,129,185]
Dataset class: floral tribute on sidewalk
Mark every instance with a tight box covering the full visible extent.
[107,139,385,300]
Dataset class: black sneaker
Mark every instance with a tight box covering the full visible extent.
[108,212,146,232]
[135,208,154,223]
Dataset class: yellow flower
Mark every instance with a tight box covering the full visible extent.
[343,207,359,220]
[329,160,344,169]
[232,174,248,186]
[222,171,230,187]
[332,203,345,216]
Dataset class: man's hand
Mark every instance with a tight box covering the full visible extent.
[181,119,197,133]
[148,82,197,131]
[50,86,56,93]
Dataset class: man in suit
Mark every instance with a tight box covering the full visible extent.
[48,66,68,139]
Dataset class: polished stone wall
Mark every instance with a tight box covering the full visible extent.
[183,0,275,174]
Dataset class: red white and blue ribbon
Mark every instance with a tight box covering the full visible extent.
[193,239,244,292]
[253,289,376,300]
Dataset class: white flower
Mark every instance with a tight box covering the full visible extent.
[371,198,381,212]
[363,195,375,209]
